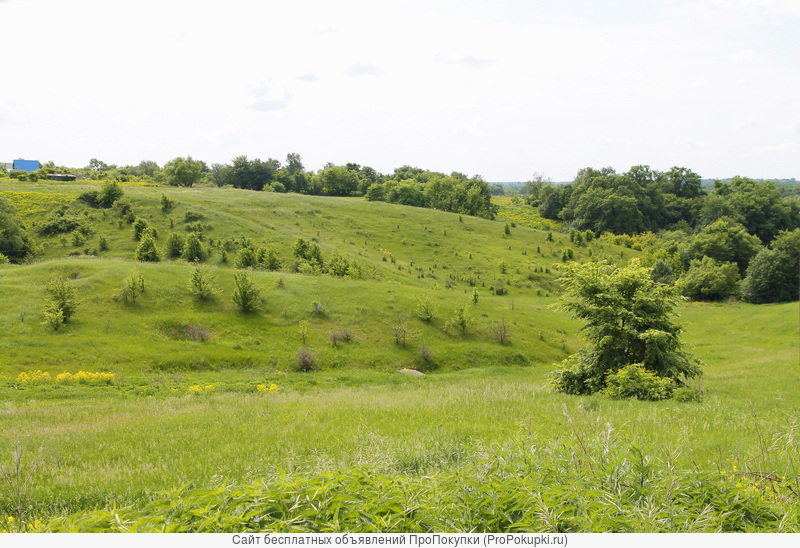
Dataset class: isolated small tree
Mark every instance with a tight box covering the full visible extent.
[44,276,78,325]
[160,193,175,212]
[121,269,145,303]
[415,295,436,323]
[447,303,470,334]
[43,276,77,330]
[188,266,218,301]
[183,232,206,263]
[391,313,415,347]
[491,316,511,345]
[298,320,310,345]
[134,234,160,262]
[549,259,702,397]
[231,271,261,312]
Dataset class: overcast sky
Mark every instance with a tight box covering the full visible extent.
[1,0,798,181]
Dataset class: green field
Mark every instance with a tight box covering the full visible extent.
[0,179,798,532]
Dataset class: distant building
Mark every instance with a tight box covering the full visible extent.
[12,159,40,172]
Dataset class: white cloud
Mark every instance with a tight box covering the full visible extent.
[0,0,797,179]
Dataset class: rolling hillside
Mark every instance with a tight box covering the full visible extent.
[0,179,639,375]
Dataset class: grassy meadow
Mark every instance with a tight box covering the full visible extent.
[0,177,799,532]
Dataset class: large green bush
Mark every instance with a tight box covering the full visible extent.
[549,259,702,397]
[0,196,34,262]
[676,256,739,301]
[740,229,800,303]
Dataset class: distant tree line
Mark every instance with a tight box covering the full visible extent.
[525,166,799,304]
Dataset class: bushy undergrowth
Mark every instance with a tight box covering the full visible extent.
[37,441,799,533]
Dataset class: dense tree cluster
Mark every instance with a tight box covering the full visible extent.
[366,167,496,219]
[524,167,799,304]
[527,167,798,239]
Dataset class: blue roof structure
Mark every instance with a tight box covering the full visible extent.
[13,159,40,172]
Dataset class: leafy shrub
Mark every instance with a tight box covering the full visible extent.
[185,221,205,235]
[160,193,175,212]
[184,210,205,222]
[676,256,739,301]
[673,386,704,403]
[134,234,160,262]
[234,246,258,269]
[142,226,158,240]
[262,246,282,271]
[328,252,360,277]
[43,307,65,332]
[446,303,470,334]
[97,181,124,208]
[44,276,78,326]
[188,267,218,301]
[132,218,149,240]
[165,232,185,258]
[77,190,101,208]
[38,211,83,235]
[120,269,145,303]
[549,260,702,397]
[415,295,436,323]
[294,237,324,269]
[603,363,676,401]
[231,272,261,312]
[183,232,206,263]
[740,229,800,303]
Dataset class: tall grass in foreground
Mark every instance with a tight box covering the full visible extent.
[37,428,800,532]
[1,363,799,531]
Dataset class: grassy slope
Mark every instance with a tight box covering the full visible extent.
[1,178,799,530]
[0,179,616,375]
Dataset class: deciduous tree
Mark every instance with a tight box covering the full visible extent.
[549,259,702,396]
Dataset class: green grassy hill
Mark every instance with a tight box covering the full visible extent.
[1,179,633,376]
[2,178,799,532]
